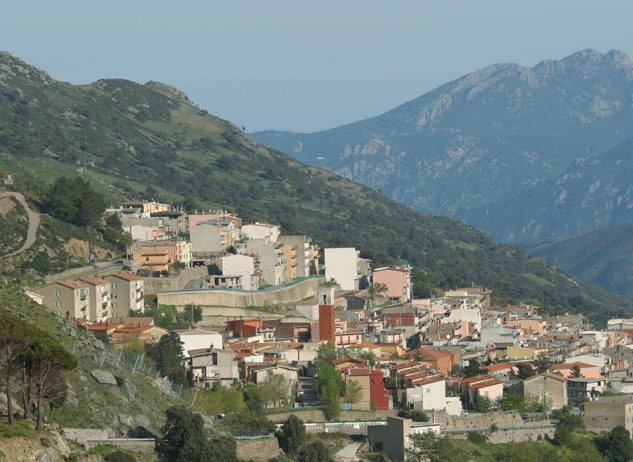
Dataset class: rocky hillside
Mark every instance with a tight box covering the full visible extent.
[251,49,633,218]
[462,135,633,242]
[0,50,632,316]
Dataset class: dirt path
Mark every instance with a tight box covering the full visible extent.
[1,192,40,258]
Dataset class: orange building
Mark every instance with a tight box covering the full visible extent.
[318,286,336,343]
[404,348,460,375]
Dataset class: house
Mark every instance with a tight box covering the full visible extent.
[324,247,371,290]
[226,318,265,338]
[506,345,548,361]
[372,266,412,302]
[79,275,112,322]
[404,376,446,412]
[279,243,298,280]
[187,346,239,388]
[250,363,298,386]
[104,272,145,317]
[190,223,228,254]
[508,373,567,410]
[244,238,286,286]
[278,235,320,277]
[205,274,243,289]
[403,348,460,375]
[480,326,520,346]
[342,366,391,411]
[242,222,281,243]
[550,362,602,378]
[132,250,170,272]
[462,375,503,408]
[110,324,169,345]
[368,417,441,462]
[121,200,170,215]
[134,240,193,269]
[567,377,607,409]
[220,253,261,290]
[176,329,224,353]
[584,396,633,435]
[34,279,90,319]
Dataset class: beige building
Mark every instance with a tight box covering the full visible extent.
[104,273,145,317]
[121,200,170,214]
[188,346,239,388]
[508,373,567,410]
[34,279,90,319]
[278,235,320,277]
[585,396,633,435]
[132,250,170,272]
[242,222,280,243]
[190,223,227,254]
[79,275,112,322]
[368,417,441,462]
[280,243,298,280]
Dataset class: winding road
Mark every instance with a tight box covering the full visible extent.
[0,192,40,258]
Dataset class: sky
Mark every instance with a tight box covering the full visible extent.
[3,1,633,133]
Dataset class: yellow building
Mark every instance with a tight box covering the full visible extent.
[506,345,549,360]
[280,244,298,280]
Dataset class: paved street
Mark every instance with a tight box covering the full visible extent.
[334,440,363,461]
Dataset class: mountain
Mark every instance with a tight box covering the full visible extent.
[250,49,633,217]
[523,226,633,299]
[462,135,633,242]
[0,51,631,317]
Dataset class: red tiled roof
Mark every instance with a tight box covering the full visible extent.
[470,378,502,389]
[79,275,109,285]
[110,272,144,281]
[551,362,598,370]
[57,279,89,289]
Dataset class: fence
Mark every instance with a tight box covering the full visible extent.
[233,431,275,439]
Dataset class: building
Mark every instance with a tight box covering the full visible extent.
[244,238,286,286]
[508,373,567,410]
[132,249,170,272]
[584,396,633,435]
[279,243,298,280]
[34,279,90,319]
[176,329,224,353]
[403,348,460,375]
[404,376,446,411]
[342,366,391,411]
[550,362,602,378]
[317,286,336,343]
[567,377,607,409]
[121,200,170,215]
[278,235,319,277]
[368,417,441,462]
[462,375,503,408]
[79,275,112,322]
[220,254,261,290]
[104,272,145,317]
[372,266,412,302]
[190,223,228,254]
[242,222,280,243]
[187,346,239,388]
[324,247,371,291]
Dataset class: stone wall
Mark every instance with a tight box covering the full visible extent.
[432,411,550,430]
[447,427,555,444]
[267,409,399,423]
[83,440,158,453]
[236,438,280,461]
[144,266,209,293]
[62,428,110,440]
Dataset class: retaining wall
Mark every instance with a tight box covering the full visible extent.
[447,427,554,444]
[157,277,323,308]
[267,409,399,423]
[235,438,280,461]
[144,267,209,293]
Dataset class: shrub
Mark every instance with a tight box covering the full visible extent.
[104,450,136,462]
[468,431,487,445]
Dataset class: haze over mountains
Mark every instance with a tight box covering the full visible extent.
[251,49,633,242]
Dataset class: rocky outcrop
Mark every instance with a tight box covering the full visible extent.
[90,370,118,386]
[0,432,70,462]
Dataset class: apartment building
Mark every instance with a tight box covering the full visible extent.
[79,275,112,322]
[35,279,90,319]
[104,272,145,317]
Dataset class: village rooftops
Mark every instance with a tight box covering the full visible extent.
[519,372,567,383]
[469,378,503,389]
[109,272,144,282]
[79,275,109,285]
[57,279,89,289]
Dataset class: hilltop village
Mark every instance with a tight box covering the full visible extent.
[17,197,633,459]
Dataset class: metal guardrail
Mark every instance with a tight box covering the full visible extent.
[86,438,158,442]
[441,424,556,433]
[233,431,275,439]
[157,275,325,295]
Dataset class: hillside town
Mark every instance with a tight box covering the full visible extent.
[18,198,633,460]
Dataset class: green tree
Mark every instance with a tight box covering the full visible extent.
[316,341,337,362]
[553,424,572,446]
[497,392,526,413]
[570,364,583,378]
[160,407,207,462]
[297,440,334,462]
[475,395,492,413]
[517,363,536,379]
[534,352,553,374]
[463,359,484,378]
[104,450,136,462]
[344,379,364,409]
[315,362,343,420]
[44,176,106,229]
[603,426,633,462]
[105,213,123,230]
[277,415,306,456]
[0,315,37,425]
[145,332,187,385]
[404,431,466,462]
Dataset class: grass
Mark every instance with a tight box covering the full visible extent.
[523,273,555,286]
[0,416,40,438]
[451,439,504,461]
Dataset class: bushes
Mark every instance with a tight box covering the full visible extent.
[468,431,487,445]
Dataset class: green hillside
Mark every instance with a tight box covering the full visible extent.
[0,51,631,316]
[523,226,633,299]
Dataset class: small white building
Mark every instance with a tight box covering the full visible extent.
[220,254,261,290]
[176,329,224,353]
[324,247,371,291]
[242,223,280,243]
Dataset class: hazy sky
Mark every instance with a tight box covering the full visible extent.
[4,1,633,133]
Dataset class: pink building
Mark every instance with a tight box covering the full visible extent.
[505,319,547,335]
[463,375,504,407]
[550,362,602,378]
[373,266,412,302]
[188,210,242,228]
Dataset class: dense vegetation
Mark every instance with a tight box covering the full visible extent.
[0,51,632,316]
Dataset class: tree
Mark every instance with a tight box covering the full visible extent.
[450,363,464,377]
[145,332,187,385]
[553,423,572,446]
[25,333,78,430]
[259,371,293,409]
[105,213,123,230]
[533,352,553,374]
[297,440,334,462]
[104,450,136,462]
[516,363,536,380]
[344,379,364,409]
[496,392,526,413]
[603,426,633,462]
[570,364,583,378]
[404,431,466,462]
[277,415,306,456]
[0,315,37,425]
[475,395,492,413]
[316,341,337,362]
[463,359,484,378]
[160,407,207,462]
[315,362,344,420]
[44,176,106,229]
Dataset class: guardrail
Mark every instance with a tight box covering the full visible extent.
[233,431,275,439]
[441,424,556,433]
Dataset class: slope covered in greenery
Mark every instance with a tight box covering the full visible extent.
[0,51,631,316]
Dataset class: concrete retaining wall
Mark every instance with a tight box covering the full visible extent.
[62,429,109,440]
[157,277,324,308]
[267,409,399,423]
[144,267,209,293]
[84,440,157,453]
[433,411,549,431]
[236,438,280,461]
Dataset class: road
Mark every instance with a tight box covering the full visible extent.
[1,192,40,258]
[334,440,363,461]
